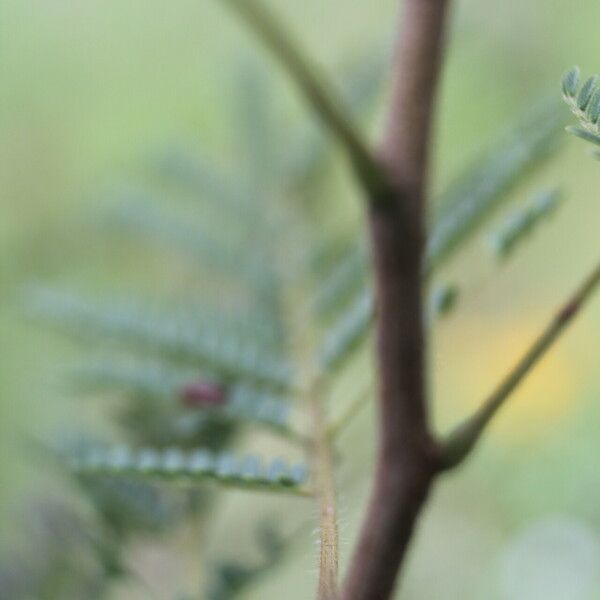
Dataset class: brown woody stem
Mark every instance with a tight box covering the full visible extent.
[342,1,451,599]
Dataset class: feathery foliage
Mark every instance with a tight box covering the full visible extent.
[488,187,563,259]
[27,286,293,390]
[425,99,565,272]
[67,444,309,496]
[562,66,600,148]
[72,359,298,439]
[300,98,567,369]
[318,288,373,370]
[104,196,279,294]
[312,241,369,319]
[313,98,564,298]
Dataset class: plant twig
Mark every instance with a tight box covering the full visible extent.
[280,220,339,600]
[307,380,339,600]
[342,1,451,599]
[218,0,391,201]
[441,258,600,469]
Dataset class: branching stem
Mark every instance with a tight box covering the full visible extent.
[280,220,339,599]
[218,0,390,201]
[210,2,600,600]
[441,258,600,469]
[342,2,451,598]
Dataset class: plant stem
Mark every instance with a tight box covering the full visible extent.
[280,221,339,599]
[294,348,339,599]
[219,0,390,200]
[342,1,451,599]
[441,258,600,469]
[307,380,339,600]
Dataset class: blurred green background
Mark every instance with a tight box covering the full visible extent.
[1,1,600,598]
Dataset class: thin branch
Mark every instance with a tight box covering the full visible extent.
[342,1,451,599]
[307,380,339,600]
[280,220,340,599]
[218,0,391,201]
[441,258,600,470]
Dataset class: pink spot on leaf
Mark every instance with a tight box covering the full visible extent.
[180,381,227,408]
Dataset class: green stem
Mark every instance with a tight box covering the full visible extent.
[441,258,600,469]
[218,0,390,201]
